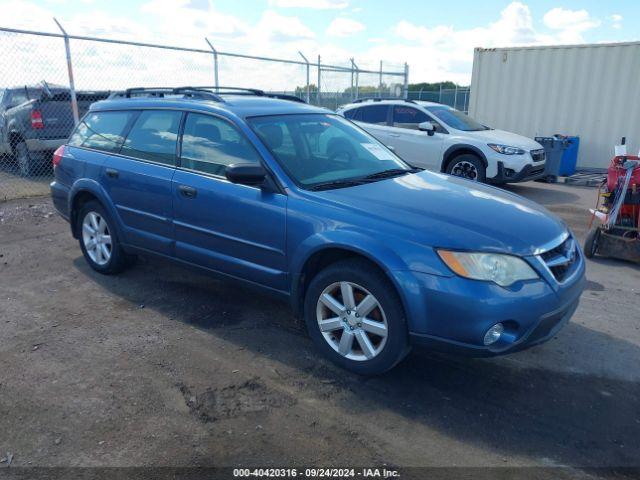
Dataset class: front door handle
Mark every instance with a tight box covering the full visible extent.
[178,185,197,198]
[388,133,401,138]
[105,168,119,178]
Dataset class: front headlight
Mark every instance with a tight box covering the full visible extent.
[488,143,525,155]
[437,250,538,287]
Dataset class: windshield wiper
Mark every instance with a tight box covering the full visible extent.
[361,168,418,181]
[308,179,366,191]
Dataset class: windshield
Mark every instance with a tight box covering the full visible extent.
[248,114,412,189]
[425,106,490,131]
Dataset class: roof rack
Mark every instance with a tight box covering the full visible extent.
[112,87,224,102]
[351,97,416,104]
[110,86,306,104]
[194,86,306,103]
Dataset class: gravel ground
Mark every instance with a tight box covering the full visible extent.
[0,182,639,476]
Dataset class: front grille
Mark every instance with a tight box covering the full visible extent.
[539,235,578,282]
[531,149,546,162]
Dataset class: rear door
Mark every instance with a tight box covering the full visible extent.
[172,112,288,291]
[97,109,182,255]
[389,105,445,170]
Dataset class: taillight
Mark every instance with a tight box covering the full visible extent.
[31,110,44,129]
[53,145,65,167]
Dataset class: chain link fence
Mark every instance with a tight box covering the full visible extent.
[0,22,408,201]
[407,86,471,113]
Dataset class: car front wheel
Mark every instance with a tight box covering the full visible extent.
[304,259,410,375]
[446,154,486,182]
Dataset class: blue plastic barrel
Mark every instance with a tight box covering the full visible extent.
[558,136,579,176]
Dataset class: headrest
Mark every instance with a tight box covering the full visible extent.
[194,123,221,143]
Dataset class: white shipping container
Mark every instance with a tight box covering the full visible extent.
[469,42,640,170]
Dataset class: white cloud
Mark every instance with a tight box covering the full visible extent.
[269,0,348,9]
[543,7,600,42]
[326,18,365,37]
[0,0,608,92]
[609,13,623,29]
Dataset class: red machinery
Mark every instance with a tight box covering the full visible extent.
[585,138,640,263]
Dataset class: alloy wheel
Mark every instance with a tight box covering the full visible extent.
[451,160,478,181]
[316,281,388,361]
[82,211,112,266]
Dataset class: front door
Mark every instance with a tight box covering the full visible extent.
[389,105,445,170]
[172,112,288,292]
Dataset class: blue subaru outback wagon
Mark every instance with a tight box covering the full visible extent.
[51,87,585,375]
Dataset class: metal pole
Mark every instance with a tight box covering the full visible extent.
[54,18,79,125]
[298,51,310,103]
[454,85,458,110]
[439,84,442,103]
[379,60,383,98]
[317,55,321,106]
[205,38,219,89]
[403,62,409,99]
[351,58,359,100]
[350,58,354,101]
[419,86,424,101]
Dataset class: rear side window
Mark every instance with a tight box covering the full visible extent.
[68,111,134,153]
[392,106,429,130]
[120,110,182,165]
[343,107,360,120]
[358,105,389,125]
[180,113,261,177]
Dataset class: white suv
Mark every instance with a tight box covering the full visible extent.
[337,99,546,184]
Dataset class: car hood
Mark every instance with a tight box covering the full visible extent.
[466,129,543,151]
[310,171,566,256]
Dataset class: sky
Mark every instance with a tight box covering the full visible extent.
[0,0,636,89]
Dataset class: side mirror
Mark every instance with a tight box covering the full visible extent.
[225,163,267,187]
[418,121,436,136]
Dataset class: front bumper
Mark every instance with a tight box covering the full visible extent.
[403,255,586,356]
[489,161,546,184]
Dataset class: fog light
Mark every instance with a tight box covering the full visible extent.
[484,323,504,345]
[505,168,515,177]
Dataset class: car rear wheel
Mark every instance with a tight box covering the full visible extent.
[446,154,486,182]
[77,201,131,274]
[304,259,410,375]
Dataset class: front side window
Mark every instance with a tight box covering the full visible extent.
[180,113,261,177]
[249,114,411,188]
[392,106,429,130]
[425,106,489,131]
[358,105,389,125]
[120,110,182,165]
[68,111,134,153]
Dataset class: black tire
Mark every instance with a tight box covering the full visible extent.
[76,200,132,274]
[446,153,486,183]
[16,142,35,177]
[584,227,601,259]
[304,259,410,375]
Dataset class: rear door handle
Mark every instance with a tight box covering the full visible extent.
[388,133,401,138]
[105,168,119,178]
[178,185,197,198]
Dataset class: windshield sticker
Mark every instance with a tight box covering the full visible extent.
[361,143,395,160]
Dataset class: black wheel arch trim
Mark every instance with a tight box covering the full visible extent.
[442,144,488,172]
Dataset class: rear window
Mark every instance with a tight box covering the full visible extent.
[69,111,134,153]
[120,110,182,165]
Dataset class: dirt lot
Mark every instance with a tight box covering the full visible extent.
[0,182,639,475]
